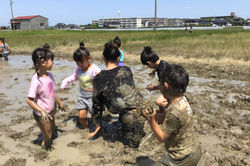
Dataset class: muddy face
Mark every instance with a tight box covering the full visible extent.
[0,55,249,165]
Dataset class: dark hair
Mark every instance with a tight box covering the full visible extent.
[73,46,90,62]
[160,64,189,96]
[43,43,50,49]
[103,41,120,62]
[0,37,5,44]
[79,40,85,47]
[140,46,159,65]
[32,48,54,72]
[113,36,121,48]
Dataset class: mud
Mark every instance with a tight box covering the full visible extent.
[0,55,249,166]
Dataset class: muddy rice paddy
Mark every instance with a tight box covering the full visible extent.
[0,55,249,166]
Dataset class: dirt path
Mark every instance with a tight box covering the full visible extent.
[0,56,249,166]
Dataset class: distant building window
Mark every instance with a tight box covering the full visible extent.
[40,23,44,26]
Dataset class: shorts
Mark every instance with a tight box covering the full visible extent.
[76,95,93,114]
[149,145,202,166]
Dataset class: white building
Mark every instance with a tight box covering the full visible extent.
[98,17,142,28]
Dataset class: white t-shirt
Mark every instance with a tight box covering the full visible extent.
[0,43,9,54]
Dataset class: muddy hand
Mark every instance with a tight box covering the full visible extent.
[146,84,154,91]
[41,111,53,121]
[148,73,155,78]
[148,70,155,78]
[142,108,156,121]
[58,105,66,112]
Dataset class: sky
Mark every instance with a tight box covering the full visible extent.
[1,0,250,26]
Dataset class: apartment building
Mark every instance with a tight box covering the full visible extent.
[98,18,142,28]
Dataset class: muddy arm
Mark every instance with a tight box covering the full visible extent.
[148,117,169,142]
[27,97,45,113]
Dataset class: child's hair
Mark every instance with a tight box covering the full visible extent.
[103,41,120,62]
[0,37,5,44]
[140,46,159,65]
[113,36,121,48]
[79,40,85,48]
[159,64,189,96]
[73,44,90,62]
[32,48,54,72]
[43,43,50,50]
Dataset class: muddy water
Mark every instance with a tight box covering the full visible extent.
[0,55,249,166]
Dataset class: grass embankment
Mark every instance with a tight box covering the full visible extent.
[1,29,250,80]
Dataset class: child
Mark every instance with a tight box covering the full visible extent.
[27,48,64,150]
[89,41,145,148]
[140,46,171,123]
[79,40,84,48]
[43,43,51,50]
[61,43,101,129]
[113,36,124,66]
[142,64,201,166]
[0,37,11,61]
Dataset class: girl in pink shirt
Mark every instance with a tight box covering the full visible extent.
[61,43,101,129]
[27,48,64,150]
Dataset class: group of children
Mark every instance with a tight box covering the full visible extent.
[27,36,201,165]
[27,37,124,150]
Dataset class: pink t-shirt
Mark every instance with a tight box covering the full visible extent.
[28,72,56,116]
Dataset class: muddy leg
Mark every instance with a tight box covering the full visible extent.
[50,116,57,139]
[37,120,52,150]
[79,109,88,128]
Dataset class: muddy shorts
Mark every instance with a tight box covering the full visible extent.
[76,95,93,114]
[33,109,56,122]
[148,145,202,166]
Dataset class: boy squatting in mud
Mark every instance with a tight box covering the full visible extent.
[141,64,201,166]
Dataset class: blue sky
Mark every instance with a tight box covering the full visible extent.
[1,0,250,26]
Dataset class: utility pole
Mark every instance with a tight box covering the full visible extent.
[154,0,157,31]
[9,0,15,30]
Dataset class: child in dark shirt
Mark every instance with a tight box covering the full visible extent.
[140,46,171,123]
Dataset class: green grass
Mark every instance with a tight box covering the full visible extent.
[1,28,250,61]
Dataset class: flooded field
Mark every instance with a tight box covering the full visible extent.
[0,55,249,166]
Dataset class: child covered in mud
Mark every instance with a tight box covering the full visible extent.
[113,36,124,66]
[140,46,171,123]
[27,48,65,150]
[61,42,101,129]
[89,41,145,148]
[141,64,201,166]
